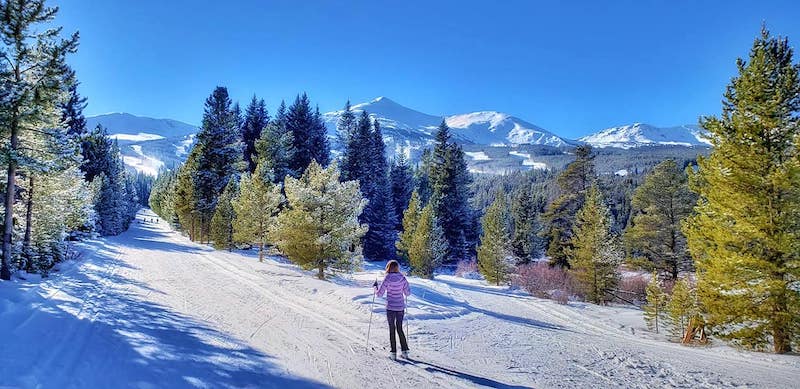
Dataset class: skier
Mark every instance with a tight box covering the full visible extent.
[373,260,411,360]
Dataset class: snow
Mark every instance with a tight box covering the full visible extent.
[86,113,198,139]
[1,209,797,388]
[464,151,491,161]
[615,169,629,176]
[109,132,165,142]
[509,151,547,170]
[446,111,571,147]
[579,123,712,149]
[123,145,164,176]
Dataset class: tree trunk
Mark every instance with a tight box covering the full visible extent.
[317,261,324,280]
[1,123,19,280]
[22,174,34,272]
[258,240,264,263]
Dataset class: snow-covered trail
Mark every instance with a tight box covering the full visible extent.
[1,209,798,388]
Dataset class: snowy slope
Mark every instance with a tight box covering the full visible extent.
[446,111,572,147]
[1,209,797,388]
[579,122,711,149]
[86,113,198,176]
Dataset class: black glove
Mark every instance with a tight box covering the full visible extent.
[373,281,378,288]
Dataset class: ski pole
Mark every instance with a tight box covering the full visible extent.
[366,277,378,351]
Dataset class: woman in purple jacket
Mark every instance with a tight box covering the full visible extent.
[373,260,411,360]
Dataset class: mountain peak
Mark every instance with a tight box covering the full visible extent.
[579,122,710,149]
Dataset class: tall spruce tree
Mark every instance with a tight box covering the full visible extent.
[625,159,695,279]
[337,100,357,179]
[193,87,242,243]
[683,28,800,353]
[255,118,295,184]
[60,69,87,139]
[542,145,595,268]
[210,177,238,250]
[361,120,397,261]
[477,191,515,285]
[232,167,283,261]
[408,202,446,279]
[286,94,329,174]
[568,183,620,304]
[0,0,79,279]
[396,191,421,264]
[428,120,475,263]
[241,95,269,173]
[510,185,546,263]
[271,161,367,279]
[389,154,414,230]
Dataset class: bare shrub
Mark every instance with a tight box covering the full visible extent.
[514,262,574,303]
[455,259,481,279]
[615,274,649,305]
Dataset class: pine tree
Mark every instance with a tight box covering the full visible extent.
[255,119,295,184]
[408,203,446,279]
[625,160,696,279]
[542,145,595,268]
[568,183,620,304]
[232,167,283,262]
[241,95,269,173]
[0,0,79,280]
[666,279,695,341]
[193,86,242,243]
[390,154,414,231]
[337,100,357,179]
[271,161,367,279]
[683,28,800,353]
[477,191,515,285]
[428,120,475,263]
[80,125,113,182]
[286,94,329,174]
[60,68,88,139]
[643,272,667,334]
[210,177,238,250]
[510,185,546,263]
[149,169,179,224]
[396,191,421,264]
[361,120,397,261]
[174,149,200,240]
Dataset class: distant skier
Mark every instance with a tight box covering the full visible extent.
[373,260,411,360]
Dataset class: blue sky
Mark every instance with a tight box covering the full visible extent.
[53,0,800,138]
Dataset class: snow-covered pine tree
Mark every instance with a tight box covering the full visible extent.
[60,68,88,139]
[396,191,421,264]
[477,191,515,285]
[683,27,800,353]
[255,117,295,184]
[568,183,620,304]
[408,203,446,279]
[337,100,357,180]
[428,120,475,263]
[389,154,414,231]
[624,159,695,279]
[361,120,397,261]
[210,177,238,250]
[193,86,242,243]
[542,145,595,268]
[93,141,134,236]
[0,0,79,280]
[286,94,329,175]
[271,161,367,279]
[666,278,695,341]
[241,95,269,174]
[643,272,667,334]
[232,166,283,262]
[149,169,179,224]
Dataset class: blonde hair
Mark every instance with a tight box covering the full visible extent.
[385,260,400,273]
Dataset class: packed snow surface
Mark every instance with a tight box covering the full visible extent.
[4,214,796,388]
[464,151,491,161]
[87,113,198,138]
[509,150,547,170]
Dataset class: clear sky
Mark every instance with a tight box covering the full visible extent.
[52,0,800,138]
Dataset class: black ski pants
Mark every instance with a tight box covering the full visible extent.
[387,310,408,353]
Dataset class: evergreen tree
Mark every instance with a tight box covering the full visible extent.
[0,0,79,280]
[361,120,397,261]
[80,125,113,182]
[643,272,667,334]
[255,119,295,184]
[428,121,475,262]
[542,145,595,268]
[415,149,433,205]
[510,185,546,263]
[60,69,87,138]
[210,177,238,250]
[477,191,515,285]
[174,149,200,240]
[94,142,134,236]
[149,169,179,224]
[241,95,269,173]
[568,183,620,304]
[193,86,242,243]
[408,203,446,279]
[232,167,283,261]
[271,161,367,279]
[390,154,414,231]
[666,279,695,341]
[337,100,357,179]
[396,191,421,264]
[286,94,329,174]
[625,159,695,279]
[683,28,800,353]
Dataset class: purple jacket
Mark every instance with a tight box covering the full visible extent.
[376,273,411,311]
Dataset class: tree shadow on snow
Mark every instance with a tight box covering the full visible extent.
[0,240,327,389]
[405,358,532,389]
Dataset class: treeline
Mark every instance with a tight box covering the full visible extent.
[0,0,144,279]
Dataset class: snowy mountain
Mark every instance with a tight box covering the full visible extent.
[86,113,198,176]
[579,123,711,149]
[446,111,573,147]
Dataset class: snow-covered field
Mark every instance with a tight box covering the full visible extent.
[1,209,797,388]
